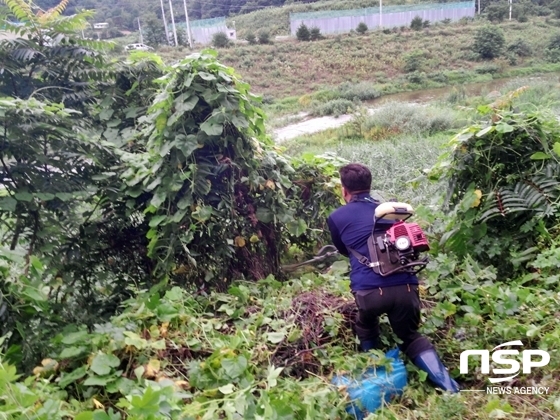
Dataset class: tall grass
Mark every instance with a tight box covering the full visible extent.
[283,128,450,206]
[361,102,462,135]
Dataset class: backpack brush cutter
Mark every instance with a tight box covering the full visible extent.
[282,202,430,276]
[348,202,430,276]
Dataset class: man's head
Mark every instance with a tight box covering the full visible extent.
[339,163,371,202]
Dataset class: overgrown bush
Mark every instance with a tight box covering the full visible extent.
[403,50,426,73]
[335,81,380,101]
[545,33,560,62]
[406,70,426,84]
[309,26,323,41]
[311,98,356,116]
[361,102,458,137]
[258,30,271,44]
[473,25,505,59]
[484,1,509,21]
[212,31,230,48]
[428,87,560,276]
[356,21,368,34]
[246,32,257,45]
[296,23,310,41]
[507,37,533,57]
[410,15,423,30]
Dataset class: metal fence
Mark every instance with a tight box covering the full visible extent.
[290,1,475,35]
[173,17,234,45]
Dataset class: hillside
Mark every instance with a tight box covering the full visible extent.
[151,17,560,108]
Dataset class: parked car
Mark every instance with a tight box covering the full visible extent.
[124,43,154,51]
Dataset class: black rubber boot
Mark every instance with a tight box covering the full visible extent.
[413,348,459,393]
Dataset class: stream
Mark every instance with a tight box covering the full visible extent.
[272,74,560,142]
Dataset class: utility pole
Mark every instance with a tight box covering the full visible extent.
[379,0,383,28]
[169,0,178,47]
[138,17,144,44]
[478,0,480,14]
[183,0,193,49]
[509,0,512,20]
[160,0,171,46]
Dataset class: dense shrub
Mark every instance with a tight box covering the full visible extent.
[403,50,426,73]
[309,26,323,41]
[361,102,457,136]
[356,22,368,34]
[246,32,257,45]
[428,92,560,276]
[258,30,271,44]
[335,81,380,101]
[544,33,560,61]
[311,98,356,116]
[484,2,509,21]
[507,38,533,56]
[212,31,230,48]
[410,15,423,30]
[406,71,426,84]
[296,23,310,41]
[473,25,505,59]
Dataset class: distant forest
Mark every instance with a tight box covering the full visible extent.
[32,0,315,30]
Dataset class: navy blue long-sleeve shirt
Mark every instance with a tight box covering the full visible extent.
[327,192,418,291]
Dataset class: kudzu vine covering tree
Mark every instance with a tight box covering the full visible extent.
[428,87,560,277]
[1,0,342,367]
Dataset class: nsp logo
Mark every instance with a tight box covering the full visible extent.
[460,340,550,383]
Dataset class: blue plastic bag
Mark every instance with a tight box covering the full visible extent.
[331,348,408,419]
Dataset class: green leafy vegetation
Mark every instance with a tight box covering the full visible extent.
[1,1,560,419]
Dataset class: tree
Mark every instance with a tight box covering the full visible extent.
[410,16,423,31]
[246,32,257,45]
[212,31,230,48]
[473,25,505,59]
[258,30,271,44]
[356,22,368,34]
[484,2,509,22]
[309,26,322,41]
[296,23,310,41]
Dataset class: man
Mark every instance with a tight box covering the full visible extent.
[327,163,458,393]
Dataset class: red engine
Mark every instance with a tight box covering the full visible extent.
[387,221,430,253]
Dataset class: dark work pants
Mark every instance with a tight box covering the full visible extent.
[353,284,433,359]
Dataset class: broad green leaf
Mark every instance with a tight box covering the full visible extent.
[14,191,33,202]
[256,208,274,223]
[553,142,560,157]
[59,346,86,358]
[287,219,307,237]
[192,205,213,222]
[200,119,223,136]
[198,71,217,81]
[219,383,235,394]
[530,152,550,160]
[148,215,167,228]
[90,353,120,376]
[0,196,17,211]
[221,356,247,379]
[495,123,514,133]
[58,366,87,388]
[475,126,494,137]
[150,190,167,208]
[266,331,286,344]
[61,331,90,345]
[83,375,114,386]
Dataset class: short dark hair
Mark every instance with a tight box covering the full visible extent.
[339,163,372,193]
